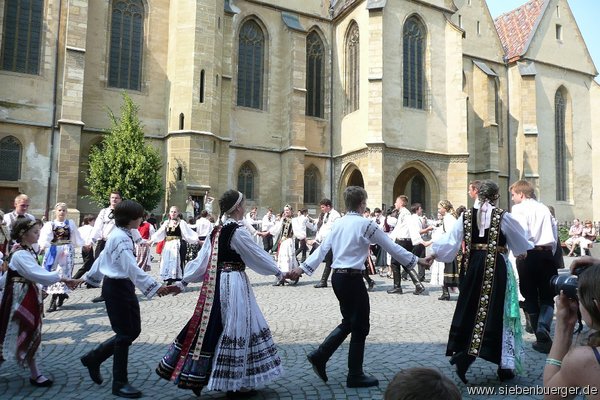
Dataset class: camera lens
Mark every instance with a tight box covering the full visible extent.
[549,274,578,299]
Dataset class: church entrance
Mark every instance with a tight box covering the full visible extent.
[393,168,432,215]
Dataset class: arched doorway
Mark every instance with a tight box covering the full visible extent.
[347,169,364,188]
[338,163,365,209]
[393,167,433,216]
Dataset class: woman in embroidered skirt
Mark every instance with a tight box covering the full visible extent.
[38,202,83,312]
[151,206,198,284]
[269,205,298,286]
[0,219,77,387]
[156,190,285,397]
[431,181,532,384]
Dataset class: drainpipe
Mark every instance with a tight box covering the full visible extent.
[45,0,64,218]
[329,8,335,202]
[505,59,512,210]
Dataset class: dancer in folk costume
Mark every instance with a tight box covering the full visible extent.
[38,202,83,312]
[151,206,199,285]
[269,205,298,286]
[136,213,155,271]
[431,180,532,384]
[434,200,460,301]
[156,190,285,397]
[0,219,77,387]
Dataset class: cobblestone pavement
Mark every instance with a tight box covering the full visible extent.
[0,255,582,399]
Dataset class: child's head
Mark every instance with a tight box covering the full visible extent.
[578,264,600,346]
[11,219,42,245]
[344,186,367,212]
[384,368,461,400]
[113,200,144,228]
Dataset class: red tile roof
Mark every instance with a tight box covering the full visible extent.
[494,0,548,62]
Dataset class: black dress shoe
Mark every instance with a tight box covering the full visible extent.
[438,293,450,301]
[346,373,379,388]
[367,281,375,291]
[29,375,53,387]
[313,281,327,288]
[413,285,426,295]
[91,295,105,303]
[307,352,328,382]
[81,353,103,384]
[112,383,142,398]
[497,367,515,381]
[387,287,403,294]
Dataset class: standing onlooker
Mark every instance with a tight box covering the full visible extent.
[185,195,195,220]
[38,202,83,312]
[510,179,559,354]
[293,209,315,263]
[81,200,170,398]
[86,190,123,303]
[261,208,276,253]
[0,219,77,387]
[432,180,531,383]
[578,220,596,256]
[3,194,35,247]
[204,192,215,216]
[313,198,341,288]
[73,215,96,281]
[565,219,583,257]
[151,206,198,285]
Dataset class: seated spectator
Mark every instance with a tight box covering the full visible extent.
[565,219,583,257]
[384,368,461,400]
[543,258,600,399]
[578,220,597,256]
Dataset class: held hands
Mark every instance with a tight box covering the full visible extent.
[156,285,173,297]
[62,278,84,290]
[286,267,304,281]
[418,256,434,269]
[515,253,527,261]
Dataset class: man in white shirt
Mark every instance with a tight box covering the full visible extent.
[288,186,432,388]
[292,209,315,263]
[195,210,212,244]
[313,198,341,288]
[510,179,559,354]
[3,194,36,248]
[261,208,276,252]
[86,190,122,303]
[387,195,426,295]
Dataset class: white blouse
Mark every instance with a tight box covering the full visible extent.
[38,219,84,250]
[431,209,533,263]
[9,250,61,287]
[151,219,199,244]
[84,227,161,298]
[300,212,417,276]
[181,220,282,285]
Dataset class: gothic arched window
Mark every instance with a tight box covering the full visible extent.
[237,162,255,200]
[1,0,43,74]
[555,89,567,201]
[345,22,359,113]
[403,17,425,109]
[108,0,144,90]
[306,31,324,118]
[304,166,321,204]
[237,20,265,109]
[0,136,22,181]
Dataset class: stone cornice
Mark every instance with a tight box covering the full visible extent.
[334,146,469,164]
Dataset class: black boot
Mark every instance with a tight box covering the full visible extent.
[307,327,349,382]
[497,367,515,381]
[400,270,408,281]
[449,352,475,384]
[346,341,378,388]
[91,295,105,303]
[407,268,426,295]
[81,337,116,384]
[387,265,403,294]
[112,345,142,398]
[533,305,553,354]
[363,270,375,291]
[314,265,331,288]
[438,285,450,301]
[47,294,58,313]
[57,294,69,307]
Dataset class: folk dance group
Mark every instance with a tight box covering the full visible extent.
[0,179,565,397]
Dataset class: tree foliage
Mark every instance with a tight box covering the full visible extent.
[86,93,163,211]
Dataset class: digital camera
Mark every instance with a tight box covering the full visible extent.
[549,267,584,300]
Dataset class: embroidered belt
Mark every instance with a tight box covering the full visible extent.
[165,236,180,241]
[333,268,363,275]
[217,262,245,272]
[471,244,507,254]
[9,277,29,284]
[531,245,552,251]
[51,240,71,245]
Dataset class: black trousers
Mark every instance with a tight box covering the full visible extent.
[102,278,141,347]
[331,272,370,343]
[295,238,308,261]
[73,245,95,279]
[517,249,559,314]
[263,234,273,253]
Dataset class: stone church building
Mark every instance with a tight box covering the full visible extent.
[0,0,598,220]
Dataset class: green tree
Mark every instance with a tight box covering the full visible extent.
[86,93,163,211]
